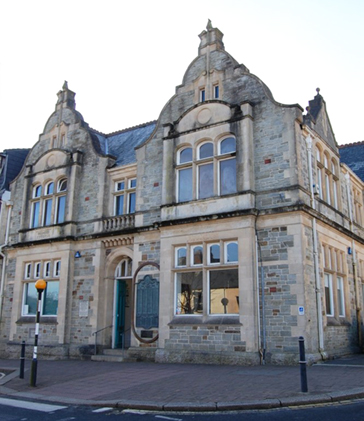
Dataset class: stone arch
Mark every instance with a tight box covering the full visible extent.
[99,246,134,349]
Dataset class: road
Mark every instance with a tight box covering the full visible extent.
[1,397,364,420]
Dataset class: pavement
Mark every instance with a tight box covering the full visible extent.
[1,355,364,412]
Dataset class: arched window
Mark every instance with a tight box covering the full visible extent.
[43,182,54,226]
[177,147,193,202]
[191,245,203,265]
[176,247,187,267]
[219,137,237,196]
[198,142,213,159]
[315,147,323,199]
[324,153,331,205]
[331,159,339,209]
[29,178,67,228]
[225,242,238,263]
[208,243,220,264]
[115,258,132,278]
[30,185,42,228]
[56,178,67,223]
[176,136,237,203]
[179,147,192,164]
[198,142,214,199]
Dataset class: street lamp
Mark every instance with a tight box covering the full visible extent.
[30,279,47,387]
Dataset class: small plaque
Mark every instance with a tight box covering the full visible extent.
[141,330,153,338]
[79,301,89,317]
[298,306,304,316]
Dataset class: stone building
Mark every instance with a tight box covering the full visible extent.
[0,22,363,365]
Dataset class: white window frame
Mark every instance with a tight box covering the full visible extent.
[207,268,239,315]
[25,263,32,279]
[54,260,61,278]
[337,276,345,317]
[191,245,203,266]
[22,280,59,317]
[324,273,334,317]
[34,262,41,279]
[114,177,137,215]
[44,261,51,278]
[175,247,187,268]
[174,270,203,316]
[224,241,239,264]
[208,243,221,265]
[175,241,239,317]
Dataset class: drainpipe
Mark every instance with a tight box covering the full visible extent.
[255,214,266,365]
[0,200,13,321]
[305,135,325,357]
[345,173,362,349]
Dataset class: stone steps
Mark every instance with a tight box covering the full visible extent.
[91,348,137,363]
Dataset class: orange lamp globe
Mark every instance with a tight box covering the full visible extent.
[35,279,47,291]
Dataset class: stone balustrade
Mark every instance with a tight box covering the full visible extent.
[102,214,135,231]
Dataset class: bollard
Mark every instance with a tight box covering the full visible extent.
[299,336,308,392]
[19,341,25,379]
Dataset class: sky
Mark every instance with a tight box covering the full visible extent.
[0,0,363,150]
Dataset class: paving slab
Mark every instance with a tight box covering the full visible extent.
[0,355,363,411]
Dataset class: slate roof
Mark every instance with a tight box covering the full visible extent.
[90,121,157,166]
[339,141,364,182]
[0,149,30,195]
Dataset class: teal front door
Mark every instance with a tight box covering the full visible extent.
[115,280,126,348]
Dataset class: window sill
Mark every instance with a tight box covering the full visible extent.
[169,315,241,326]
[16,317,58,325]
[326,317,350,327]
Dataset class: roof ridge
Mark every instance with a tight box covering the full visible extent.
[106,120,157,137]
[1,148,31,152]
[88,127,107,136]
[339,140,364,148]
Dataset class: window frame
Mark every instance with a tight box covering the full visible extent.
[200,88,205,102]
[208,243,221,265]
[175,247,187,268]
[207,267,239,315]
[114,177,137,216]
[22,280,59,317]
[176,136,237,203]
[337,276,345,317]
[30,178,67,228]
[214,84,219,99]
[174,241,239,317]
[324,272,334,317]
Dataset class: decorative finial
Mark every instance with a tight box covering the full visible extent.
[63,81,68,90]
[316,87,320,94]
[207,19,213,30]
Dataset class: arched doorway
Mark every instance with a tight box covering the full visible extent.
[113,258,132,349]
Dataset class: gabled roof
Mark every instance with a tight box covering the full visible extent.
[90,121,156,166]
[0,148,30,195]
[303,89,337,151]
[339,141,364,182]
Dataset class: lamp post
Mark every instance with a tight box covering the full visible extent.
[30,279,47,387]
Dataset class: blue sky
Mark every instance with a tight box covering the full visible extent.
[0,0,363,149]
